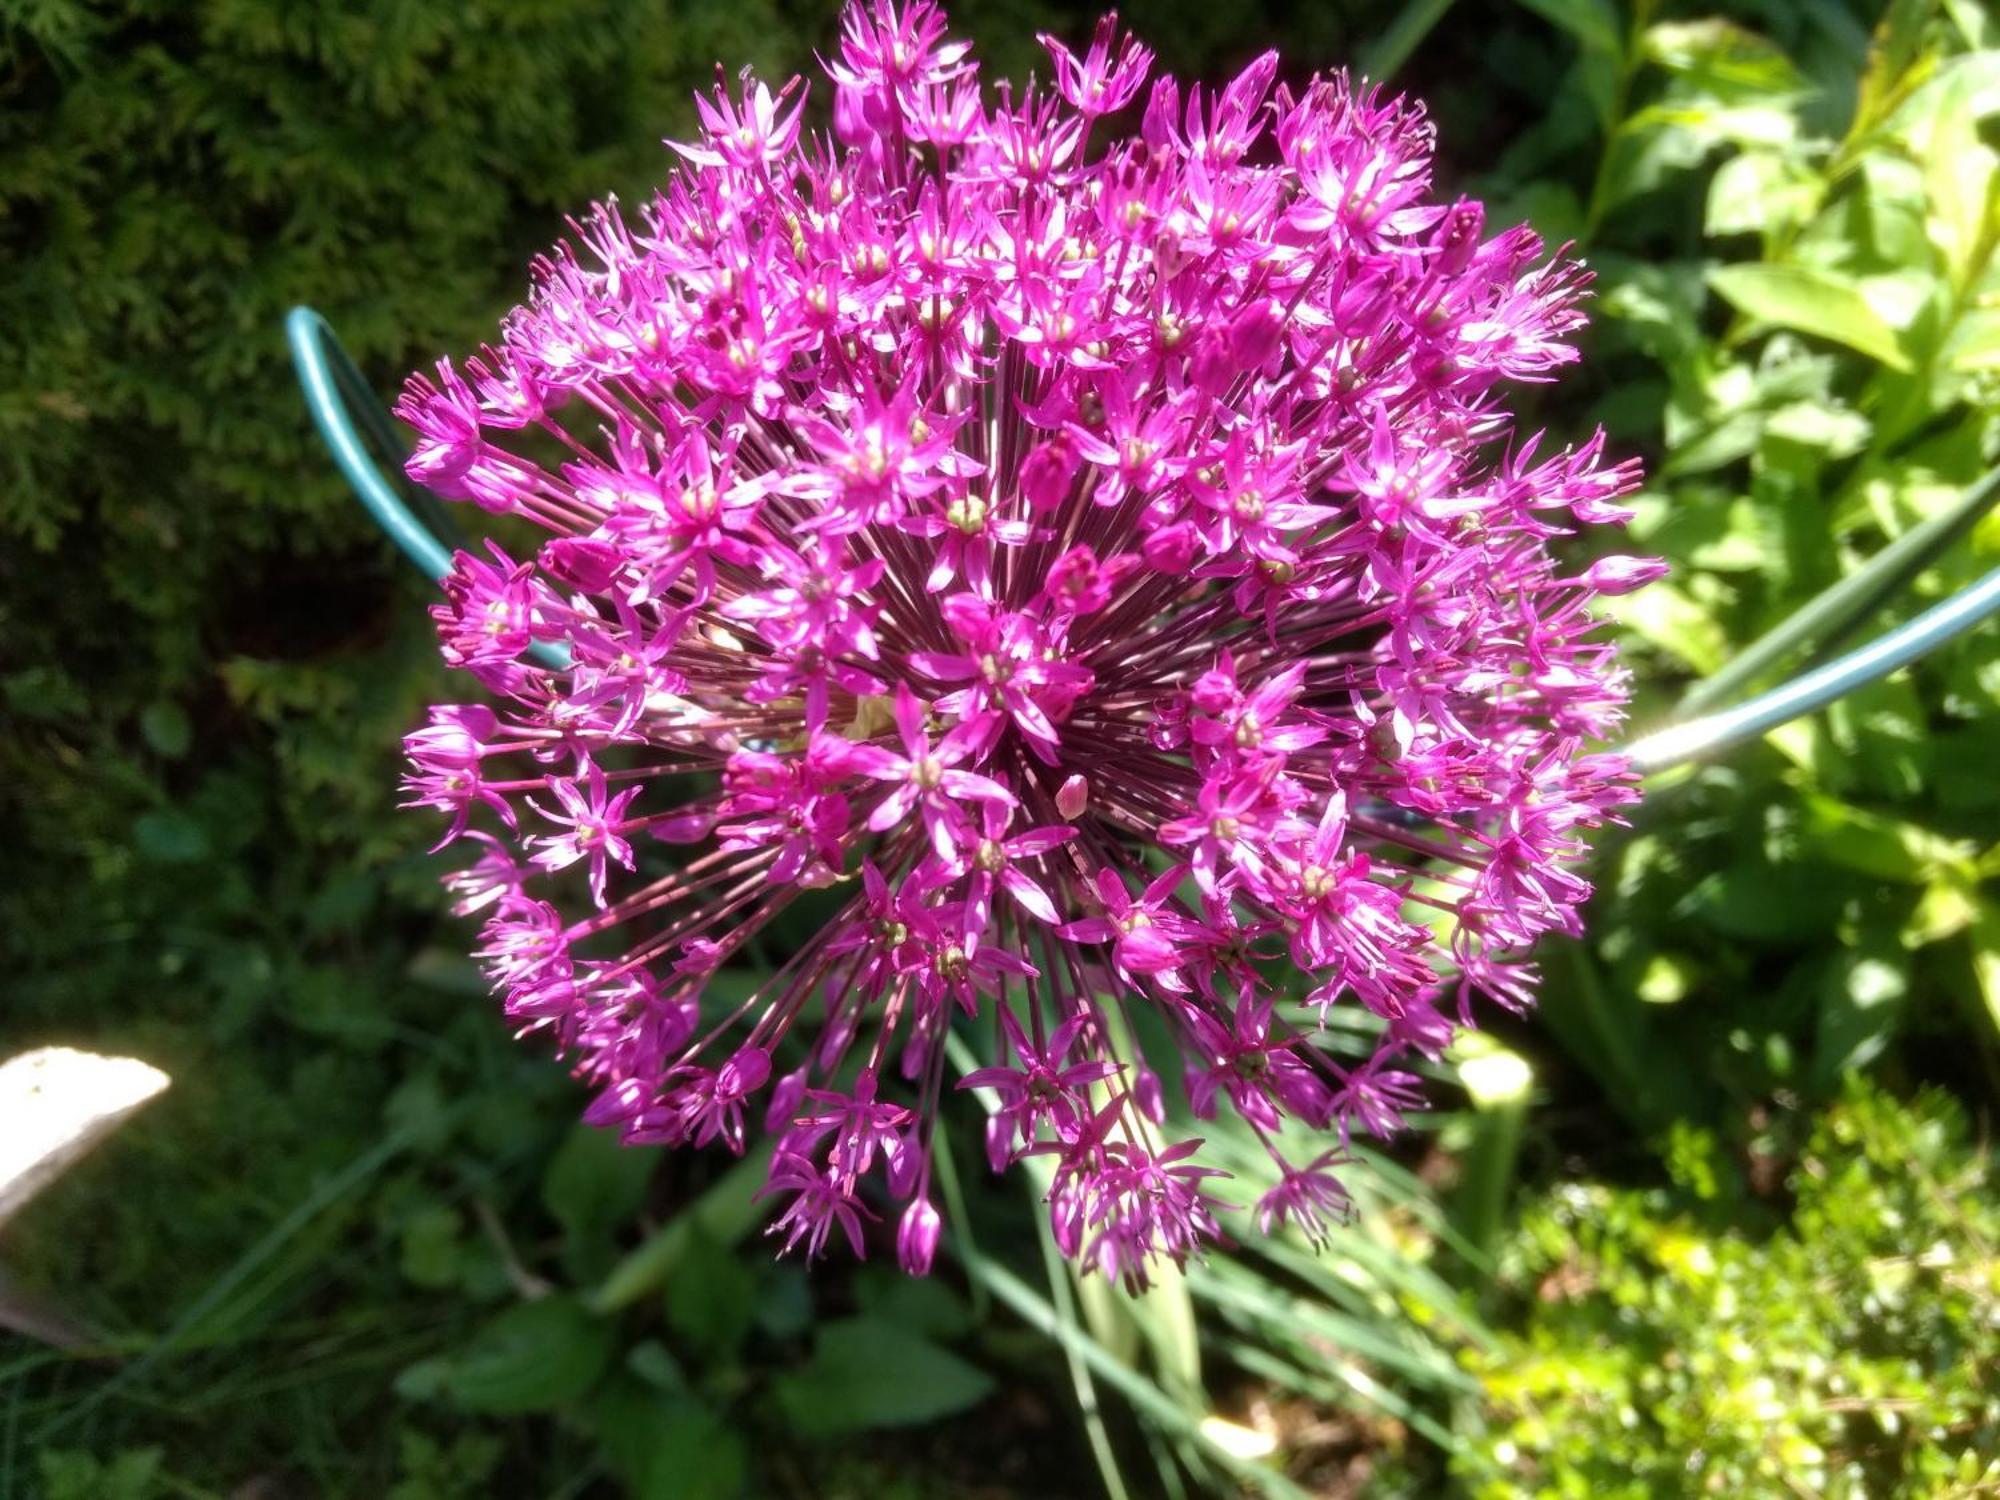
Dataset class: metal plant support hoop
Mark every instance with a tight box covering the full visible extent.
[287,305,2000,775]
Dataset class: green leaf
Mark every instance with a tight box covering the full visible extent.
[1921,69,1999,291]
[1902,878,1978,949]
[1858,154,1933,268]
[1971,902,2000,1037]
[1514,0,1621,60]
[37,1448,163,1500]
[772,1317,994,1436]
[663,1227,758,1359]
[3,665,89,722]
[1707,264,1914,371]
[138,701,192,758]
[398,1205,464,1290]
[1811,949,1910,1091]
[402,1295,614,1415]
[853,1267,972,1339]
[754,1266,814,1339]
[1643,19,1807,98]
[1798,795,1969,884]
[132,807,210,863]
[637,1402,748,1500]
[591,1143,772,1313]
[1603,579,1732,674]
[1854,0,1942,140]
[1698,860,1845,944]
[1943,307,2000,372]
[1762,400,1870,458]
[542,1124,656,1268]
[1705,150,1820,241]
[1884,51,2000,145]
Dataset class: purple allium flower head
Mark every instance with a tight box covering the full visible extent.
[397,0,1651,1287]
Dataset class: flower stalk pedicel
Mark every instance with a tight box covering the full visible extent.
[398,1,1649,1285]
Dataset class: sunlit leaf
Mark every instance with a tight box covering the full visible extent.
[1705,149,1821,240]
[1970,903,2000,1035]
[1920,69,1999,291]
[1811,948,1909,1089]
[1707,263,1914,370]
[1644,19,1808,97]
[1603,580,1732,673]
[1943,307,2000,371]
[1902,877,1978,948]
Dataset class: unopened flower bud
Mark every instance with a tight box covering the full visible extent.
[898,1197,942,1276]
[1583,555,1668,595]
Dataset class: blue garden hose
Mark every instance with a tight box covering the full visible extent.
[1620,563,2000,771]
[287,304,2000,771]
[287,307,460,583]
[288,307,569,670]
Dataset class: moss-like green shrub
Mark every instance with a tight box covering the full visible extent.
[1463,1080,2000,1498]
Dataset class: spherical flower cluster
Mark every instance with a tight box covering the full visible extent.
[398,0,1651,1286]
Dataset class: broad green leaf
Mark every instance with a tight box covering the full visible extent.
[1643,19,1807,98]
[591,1143,772,1312]
[1921,72,1999,291]
[1810,950,1910,1091]
[637,1403,748,1500]
[398,1205,464,1290]
[37,1449,164,1500]
[1902,878,1978,948]
[753,1266,814,1339]
[1707,263,1914,371]
[542,1123,656,1275]
[1825,679,1930,802]
[139,701,192,758]
[1884,51,2000,142]
[1599,258,1711,366]
[133,807,210,863]
[1851,269,1935,341]
[585,1373,686,1479]
[636,1408,748,1500]
[1943,307,2000,372]
[664,1227,758,1359]
[1514,0,1621,59]
[1971,903,2000,1035]
[1603,101,1795,211]
[1857,154,1933,268]
[1603,580,1731,673]
[854,1267,972,1339]
[772,1317,994,1435]
[1853,0,1941,140]
[1944,0,1995,48]
[401,1295,615,1414]
[1697,860,1846,944]
[1799,794,1971,884]
[1501,181,1587,247]
[1763,400,1870,459]
[1705,149,1820,240]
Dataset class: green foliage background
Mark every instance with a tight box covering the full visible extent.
[2,0,1996,1496]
